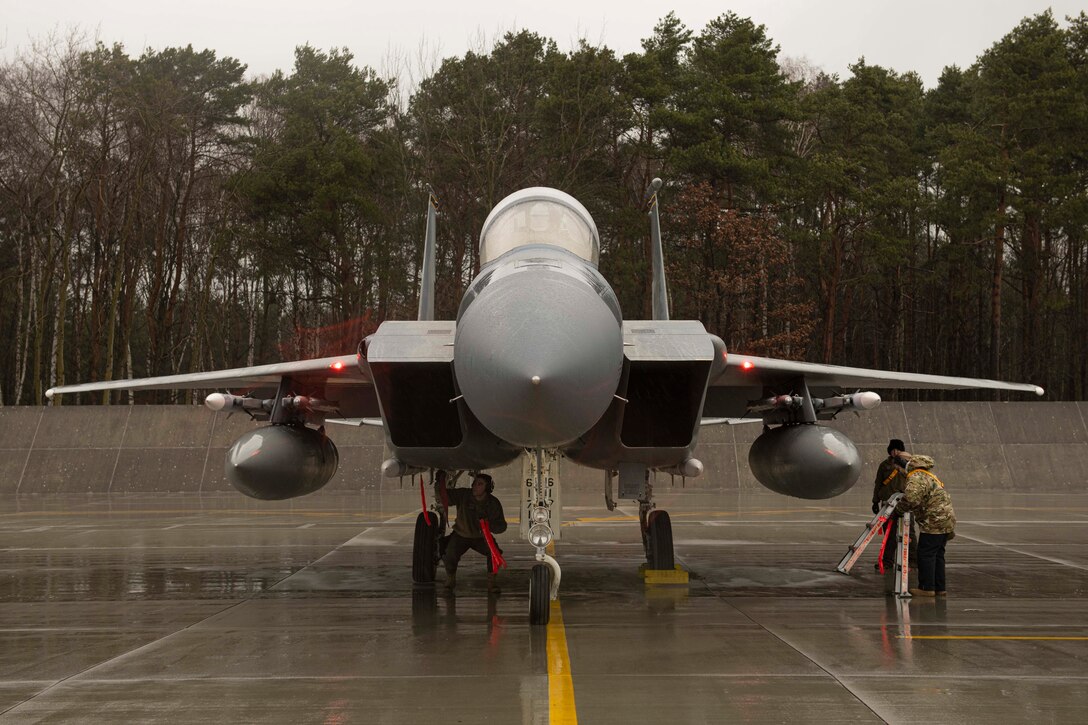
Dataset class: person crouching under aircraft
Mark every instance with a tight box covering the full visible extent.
[894,455,956,597]
[442,473,507,593]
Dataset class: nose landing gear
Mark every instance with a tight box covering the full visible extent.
[527,449,561,625]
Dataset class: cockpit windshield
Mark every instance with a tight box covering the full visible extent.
[479,188,600,267]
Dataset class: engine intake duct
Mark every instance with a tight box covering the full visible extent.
[620,361,710,447]
[369,362,462,448]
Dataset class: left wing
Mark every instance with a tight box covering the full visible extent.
[712,353,1044,396]
[703,352,1043,420]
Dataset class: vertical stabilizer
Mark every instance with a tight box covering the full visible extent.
[646,178,670,321]
[417,187,438,321]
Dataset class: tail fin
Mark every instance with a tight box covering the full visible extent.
[645,178,669,321]
[417,186,438,321]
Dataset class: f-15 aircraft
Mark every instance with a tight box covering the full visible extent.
[47,182,1043,625]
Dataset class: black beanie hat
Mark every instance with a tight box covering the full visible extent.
[888,439,906,454]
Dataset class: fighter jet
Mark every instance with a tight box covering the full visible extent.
[47,182,1043,624]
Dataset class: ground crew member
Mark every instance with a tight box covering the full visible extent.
[894,454,956,597]
[872,438,915,571]
[442,473,507,593]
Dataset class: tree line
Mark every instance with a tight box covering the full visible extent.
[1,10,1086,405]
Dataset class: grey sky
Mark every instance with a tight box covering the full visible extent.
[2,1,1083,89]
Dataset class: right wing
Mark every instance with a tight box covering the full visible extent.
[45,353,379,418]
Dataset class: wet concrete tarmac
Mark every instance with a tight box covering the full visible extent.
[2,490,1087,723]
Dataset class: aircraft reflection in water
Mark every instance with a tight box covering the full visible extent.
[47,182,1043,625]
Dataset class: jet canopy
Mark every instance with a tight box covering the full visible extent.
[479,187,600,267]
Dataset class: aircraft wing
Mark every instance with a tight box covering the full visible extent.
[712,353,1044,396]
[45,353,375,415]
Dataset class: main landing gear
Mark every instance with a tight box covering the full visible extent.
[608,469,676,572]
[412,469,450,587]
[639,480,675,571]
[412,511,442,585]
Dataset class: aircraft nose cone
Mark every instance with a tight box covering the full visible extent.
[455,270,623,448]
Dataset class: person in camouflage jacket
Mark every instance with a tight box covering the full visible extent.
[894,454,956,597]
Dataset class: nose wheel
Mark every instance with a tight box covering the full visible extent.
[529,563,552,625]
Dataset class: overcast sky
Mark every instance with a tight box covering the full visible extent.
[2,1,1084,89]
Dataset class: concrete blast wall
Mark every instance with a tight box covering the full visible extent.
[2,402,1087,496]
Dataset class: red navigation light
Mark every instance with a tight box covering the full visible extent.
[741,360,755,370]
[330,360,345,371]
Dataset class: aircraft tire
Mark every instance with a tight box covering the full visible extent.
[529,563,551,626]
[647,510,674,570]
[412,512,441,585]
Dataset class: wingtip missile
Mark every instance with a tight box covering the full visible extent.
[851,391,882,410]
[205,392,230,411]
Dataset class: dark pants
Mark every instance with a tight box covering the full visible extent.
[917,532,949,592]
[442,532,494,574]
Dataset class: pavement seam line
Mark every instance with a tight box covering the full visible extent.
[705,578,886,723]
[0,596,253,717]
[0,510,412,718]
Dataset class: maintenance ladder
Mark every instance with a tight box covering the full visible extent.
[835,492,913,598]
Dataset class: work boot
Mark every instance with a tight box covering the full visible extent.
[487,573,500,595]
[909,587,935,597]
[444,568,456,591]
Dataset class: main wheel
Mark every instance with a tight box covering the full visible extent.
[529,563,552,626]
[646,510,674,570]
[412,512,441,585]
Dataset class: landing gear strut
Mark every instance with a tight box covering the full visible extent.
[639,480,674,570]
[526,449,561,625]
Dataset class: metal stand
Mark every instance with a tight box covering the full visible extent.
[835,493,903,574]
[894,511,912,599]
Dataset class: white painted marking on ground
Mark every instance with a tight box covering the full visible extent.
[958,534,1088,572]
[340,512,419,547]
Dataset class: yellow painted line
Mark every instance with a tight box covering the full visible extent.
[569,508,822,524]
[899,635,1088,640]
[543,541,577,724]
[547,598,578,724]
[569,516,638,523]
